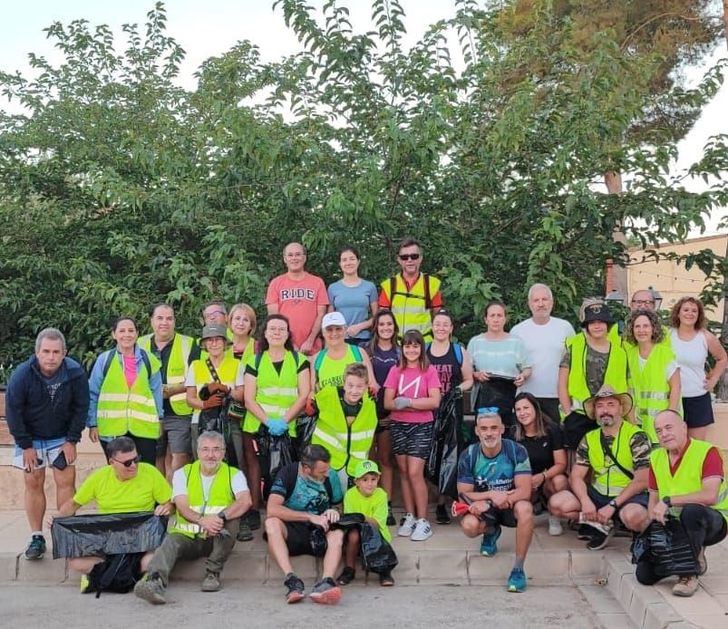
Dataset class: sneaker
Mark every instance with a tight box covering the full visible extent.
[336,566,356,586]
[134,575,167,605]
[386,506,396,526]
[284,573,305,604]
[379,570,395,586]
[237,520,254,542]
[548,516,564,536]
[507,567,527,593]
[480,525,502,556]
[24,535,46,560]
[79,574,91,594]
[246,509,261,531]
[673,575,699,597]
[435,504,451,525]
[397,513,417,537]
[697,547,707,575]
[309,577,342,605]
[410,518,433,541]
[576,524,592,540]
[585,524,614,551]
[201,571,221,592]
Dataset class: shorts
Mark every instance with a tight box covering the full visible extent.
[156,416,192,456]
[479,505,518,528]
[263,522,328,557]
[13,437,68,470]
[562,411,597,449]
[390,421,434,459]
[587,485,649,510]
[682,393,714,429]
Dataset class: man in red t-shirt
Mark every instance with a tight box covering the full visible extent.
[638,409,728,597]
[266,242,329,355]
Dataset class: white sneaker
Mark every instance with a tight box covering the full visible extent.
[548,516,563,536]
[410,518,433,542]
[397,513,417,537]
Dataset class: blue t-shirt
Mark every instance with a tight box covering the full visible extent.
[327,279,378,340]
[457,439,531,493]
[270,463,343,514]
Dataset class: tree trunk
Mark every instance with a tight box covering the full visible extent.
[715,235,728,401]
[604,170,629,301]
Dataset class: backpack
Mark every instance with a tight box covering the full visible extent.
[313,344,363,378]
[389,273,432,309]
[84,552,144,597]
[100,349,153,382]
[426,342,463,366]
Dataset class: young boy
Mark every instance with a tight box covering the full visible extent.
[311,363,378,490]
[337,459,395,587]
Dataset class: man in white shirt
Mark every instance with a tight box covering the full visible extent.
[511,284,575,422]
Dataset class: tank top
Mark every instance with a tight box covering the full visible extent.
[426,343,463,395]
[369,345,400,387]
[670,329,708,398]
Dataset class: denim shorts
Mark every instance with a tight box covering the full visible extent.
[13,437,68,470]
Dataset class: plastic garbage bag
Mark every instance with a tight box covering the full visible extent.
[427,388,460,499]
[359,522,398,574]
[294,414,317,458]
[51,512,168,559]
[630,517,699,577]
[257,427,296,500]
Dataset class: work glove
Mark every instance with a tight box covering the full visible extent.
[305,397,317,417]
[394,397,412,410]
[267,418,289,436]
[201,394,224,410]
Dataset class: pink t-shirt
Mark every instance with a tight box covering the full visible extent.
[265,272,329,354]
[384,365,440,424]
[122,355,137,388]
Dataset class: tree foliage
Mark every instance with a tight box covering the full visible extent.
[0,0,726,367]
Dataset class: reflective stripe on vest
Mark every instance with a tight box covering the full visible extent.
[586,421,643,497]
[650,439,728,524]
[190,356,238,424]
[139,333,194,416]
[381,274,440,342]
[311,385,377,476]
[97,350,161,439]
[566,333,628,409]
[625,342,676,443]
[171,461,238,538]
[244,350,304,435]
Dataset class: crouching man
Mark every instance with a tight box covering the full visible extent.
[134,430,251,604]
[636,410,728,597]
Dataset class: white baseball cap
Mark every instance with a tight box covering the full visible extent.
[322,312,347,329]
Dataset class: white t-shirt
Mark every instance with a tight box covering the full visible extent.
[172,466,249,499]
[670,329,708,398]
[511,317,575,398]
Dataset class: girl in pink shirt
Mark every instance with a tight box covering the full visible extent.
[384,330,441,541]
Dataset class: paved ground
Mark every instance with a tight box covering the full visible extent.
[0,583,607,629]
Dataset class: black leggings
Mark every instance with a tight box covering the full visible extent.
[101,433,158,465]
[635,504,727,584]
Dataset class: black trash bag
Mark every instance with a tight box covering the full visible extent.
[473,376,517,426]
[331,513,366,531]
[198,395,239,467]
[257,427,296,500]
[294,414,317,459]
[359,522,398,575]
[83,552,145,597]
[631,517,699,578]
[426,388,460,500]
[51,512,168,560]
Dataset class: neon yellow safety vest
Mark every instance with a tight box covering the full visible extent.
[380,273,441,342]
[625,342,676,444]
[243,350,307,435]
[314,344,362,390]
[566,333,628,411]
[651,439,728,524]
[139,333,194,416]
[96,350,162,439]
[311,385,377,476]
[189,355,239,424]
[226,339,255,366]
[586,421,644,497]
[170,461,238,538]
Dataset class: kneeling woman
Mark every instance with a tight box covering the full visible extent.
[511,393,568,535]
[311,363,378,490]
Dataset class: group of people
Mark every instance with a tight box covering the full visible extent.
[5,237,727,603]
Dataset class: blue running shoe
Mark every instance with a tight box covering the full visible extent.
[507,567,527,592]
[480,525,501,556]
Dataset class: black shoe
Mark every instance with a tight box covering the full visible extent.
[309,577,342,605]
[585,526,614,551]
[576,524,592,541]
[237,520,253,542]
[284,573,305,604]
[386,505,396,526]
[247,509,261,531]
[379,570,395,586]
[435,504,451,525]
[24,535,46,560]
[336,566,356,586]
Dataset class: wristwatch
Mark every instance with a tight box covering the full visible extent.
[218,511,228,523]
[662,496,672,507]
[607,499,618,509]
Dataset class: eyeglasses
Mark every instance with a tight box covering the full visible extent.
[398,253,421,261]
[205,310,226,318]
[112,455,139,468]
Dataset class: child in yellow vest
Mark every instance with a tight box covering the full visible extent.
[337,460,395,587]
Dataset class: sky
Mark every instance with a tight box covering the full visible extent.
[1,1,726,234]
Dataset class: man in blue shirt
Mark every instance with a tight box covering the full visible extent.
[264,444,344,605]
[455,408,534,592]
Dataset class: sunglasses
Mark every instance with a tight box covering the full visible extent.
[112,455,139,468]
[398,253,420,261]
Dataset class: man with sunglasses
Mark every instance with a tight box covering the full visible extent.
[52,436,172,588]
[266,241,329,355]
[135,430,252,603]
[378,237,442,342]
